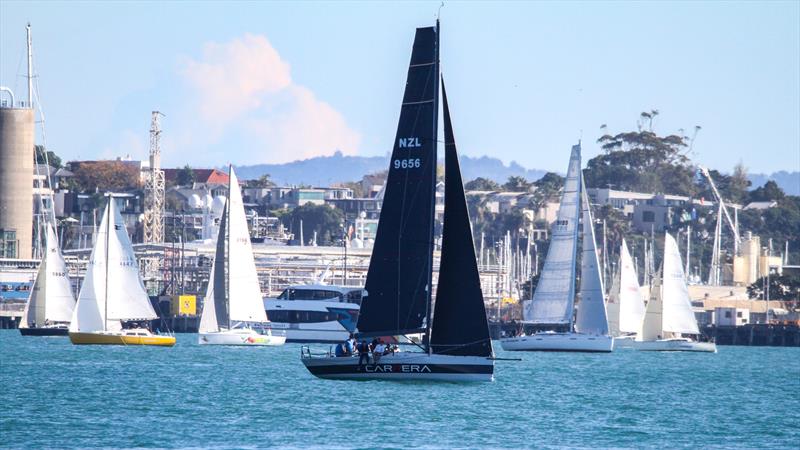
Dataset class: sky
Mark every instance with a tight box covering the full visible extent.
[1,1,798,175]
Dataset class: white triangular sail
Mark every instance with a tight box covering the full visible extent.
[574,179,608,335]
[70,198,156,332]
[617,239,645,334]
[606,261,621,336]
[227,167,268,324]
[524,144,581,325]
[662,233,700,335]
[638,275,663,341]
[199,203,228,333]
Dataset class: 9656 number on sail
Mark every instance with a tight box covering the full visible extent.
[394,158,421,169]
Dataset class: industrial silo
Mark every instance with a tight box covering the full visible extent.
[0,93,35,259]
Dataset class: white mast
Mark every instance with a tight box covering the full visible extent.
[26,23,33,107]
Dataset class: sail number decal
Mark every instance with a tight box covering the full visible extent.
[398,137,421,148]
[394,158,421,170]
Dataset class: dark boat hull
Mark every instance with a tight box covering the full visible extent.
[19,327,69,336]
[301,350,494,382]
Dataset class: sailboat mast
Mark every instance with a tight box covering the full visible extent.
[226,175,232,330]
[103,197,112,332]
[423,19,440,354]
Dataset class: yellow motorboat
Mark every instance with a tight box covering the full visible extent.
[69,328,176,346]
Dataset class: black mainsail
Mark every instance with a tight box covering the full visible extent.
[430,82,493,357]
[358,24,440,337]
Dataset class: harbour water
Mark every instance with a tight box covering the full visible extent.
[1,331,798,449]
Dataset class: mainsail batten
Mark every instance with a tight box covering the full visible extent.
[429,82,492,357]
[358,25,439,337]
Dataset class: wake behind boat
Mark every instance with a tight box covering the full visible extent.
[500,146,613,352]
[68,195,175,346]
[302,22,494,381]
[198,166,285,347]
[19,223,75,336]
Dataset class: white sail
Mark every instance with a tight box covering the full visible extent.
[638,275,663,341]
[224,167,268,324]
[606,261,621,336]
[199,204,228,333]
[662,233,700,335]
[525,144,581,324]
[27,224,76,325]
[70,198,156,332]
[198,260,218,333]
[617,239,645,334]
[574,180,608,335]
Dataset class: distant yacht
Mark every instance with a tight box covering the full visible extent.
[632,233,716,352]
[500,145,613,352]
[606,239,646,349]
[19,223,75,336]
[69,195,175,346]
[198,166,285,346]
[264,284,364,343]
[301,22,495,381]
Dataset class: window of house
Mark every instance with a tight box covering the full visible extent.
[642,211,655,222]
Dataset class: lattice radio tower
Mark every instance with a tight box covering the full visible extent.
[143,111,165,243]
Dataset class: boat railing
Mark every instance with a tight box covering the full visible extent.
[300,345,334,359]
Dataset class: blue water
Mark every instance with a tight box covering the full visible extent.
[1,331,798,449]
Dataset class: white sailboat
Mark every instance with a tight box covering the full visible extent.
[19,223,75,336]
[69,195,175,346]
[632,233,716,352]
[607,239,646,349]
[501,145,613,352]
[198,166,285,346]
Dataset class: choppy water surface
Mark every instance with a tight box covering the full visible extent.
[1,331,798,449]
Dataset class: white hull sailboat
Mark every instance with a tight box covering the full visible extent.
[631,233,716,353]
[19,223,75,336]
[501,146,612,352]
[607,239,646,350]
[198,166,285,347]
[69,195,175,346]
[302,24,495,381]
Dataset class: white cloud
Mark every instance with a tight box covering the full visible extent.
[176,33,360,164]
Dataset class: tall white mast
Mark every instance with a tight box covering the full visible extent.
[26,23,33,107]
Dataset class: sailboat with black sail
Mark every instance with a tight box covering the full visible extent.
[301,22,494,381]
[500,146,613,352]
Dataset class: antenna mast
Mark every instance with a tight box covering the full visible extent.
[143,111,165,244]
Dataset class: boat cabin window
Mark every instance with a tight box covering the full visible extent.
[267,310,355,324]
[277,288,344,302]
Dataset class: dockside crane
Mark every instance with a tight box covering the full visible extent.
[699,166,741,285]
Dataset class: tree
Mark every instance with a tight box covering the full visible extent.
[176,165,195,186]
[283,204,344,246]
[503,175,532,192]
[587,113,696,196]
[70,161,141,192]
[250,174,276,188]
[749,180,785,202]
[34,145,62,168]
[747,273,800,302]
[464,177,501,191]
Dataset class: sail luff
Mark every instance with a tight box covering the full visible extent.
[357,25,439,337]
[525,144,582,325]
[574,176,609,335]
[429,81,492,357]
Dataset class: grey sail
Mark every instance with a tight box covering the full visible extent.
[524,144,582,326]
